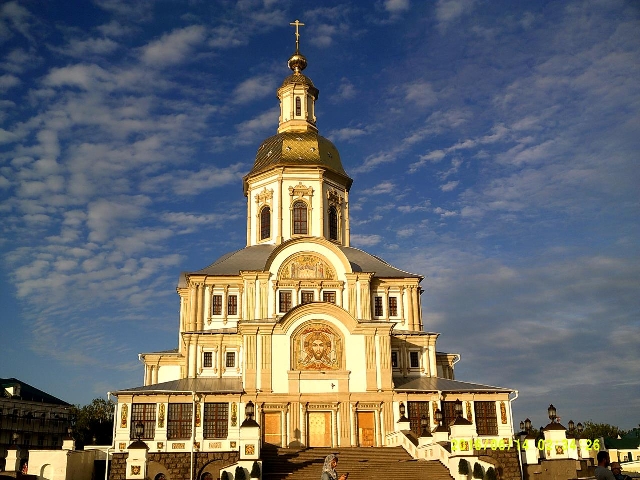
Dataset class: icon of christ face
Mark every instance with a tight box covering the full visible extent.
[304,331,331,365]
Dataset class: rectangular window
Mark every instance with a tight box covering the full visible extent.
[212,295,222,315]
[409,351,420,368]
[301,291,314,304]
[204,403,229,439]
[203,351,212,368]
[391,351,398,368]
[474,401,498,435]
[388,296,398,316]
[167,403,193,440]
[226,351,236,368]
[408,401,431,437]
[374,296,383,316]
[442,401,457,428]
[322,291,336,304]
[130,404,156,440]
[279,291,292,313]
[227,295,237,315]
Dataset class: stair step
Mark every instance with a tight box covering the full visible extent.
[261,447,454,480]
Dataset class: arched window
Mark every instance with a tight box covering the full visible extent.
[328,205,338,241]
[293,201,307,234]
[260,206,270,240]
[295,96,301,116]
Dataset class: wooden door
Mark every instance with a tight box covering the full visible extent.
[308,412,332,447]
[263,412,281,446]
[357,411,375,447]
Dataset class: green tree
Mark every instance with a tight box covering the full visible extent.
[250,461,261,478]
[580,421,628,440]
[485,467,497,480]
[221,472,230,480]
[458,459,470,475]
[473,462,484,479]
[69,398,115,448]
[235,465,247,480]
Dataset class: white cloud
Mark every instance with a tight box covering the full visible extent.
[385,0,410,14]
[434,206,458,217]
[232,75,276,104]
[141,25,206,66]
[0,73,20,90]
[60,37,119,57]
[440,180,459,192]
[435,0,476,28]
[328,127,367,142]
[351,234,382,246]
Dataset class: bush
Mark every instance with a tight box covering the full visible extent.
[221,472,230,480]
[250,461,261,478]
[458,458,470,475]
[485,467,497,480]
[473,462,484,479]
[235,465,247,480]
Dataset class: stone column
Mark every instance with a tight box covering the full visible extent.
[412,287,420,331]
[365,335,377,391]
[196,283,204,331]
[398,287,405,325]
[260,333,273,393]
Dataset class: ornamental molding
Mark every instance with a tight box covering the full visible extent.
[289,182,313,198]
[255,187,274,205]
[327,188,343,205]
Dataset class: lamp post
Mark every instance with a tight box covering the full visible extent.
[454,399,463,419]
[547,404,557,423]
[12,432,18,446]
[420,415,429,437]
[134,421,144,441]
[435,408,443,427]
[524,418,531,433]
[245,401,255,421]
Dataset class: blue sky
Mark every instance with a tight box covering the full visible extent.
[0,0,638,430]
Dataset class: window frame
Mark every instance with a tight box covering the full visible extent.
[225,351,236,368]
[279,290,292,313]
[203,351,213,368]
[328,205,339,241]
[292,200,308,235]
[388,296,398,316]
[374,296,383,317]
[391,350,399,368]
[408,401,431,437]
[474,401,498,436]
[130,403,156,440]
[167,403,193,440]
[260,206,271,241]
[322,291,336,304]
[227,295,238,316]
[409,350,420,369]
[203,403,229,439]
[301,290,314,304]
[212,294,222,316]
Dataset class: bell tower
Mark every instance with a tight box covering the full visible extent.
[243,20,353,248]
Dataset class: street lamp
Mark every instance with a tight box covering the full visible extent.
[454,399,463,418]
[524,418,531,432]
[520,420,525,433]
[435,408,443,427]
[245,401,255,421]
[577,423,583,437]
[421,415,429,437]
[547,404,557,423]
[399,402,406,418]
[12,432,18,446]
[134,421,144,441]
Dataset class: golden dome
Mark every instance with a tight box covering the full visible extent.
[243,131,352,191]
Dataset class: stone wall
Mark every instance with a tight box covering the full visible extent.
[478,447,522,480]
[109,451,240,480]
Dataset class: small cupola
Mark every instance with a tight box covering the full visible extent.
[277,20,319,134]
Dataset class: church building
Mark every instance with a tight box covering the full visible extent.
[111,22,516,480]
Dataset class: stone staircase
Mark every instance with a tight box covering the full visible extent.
[261,446,454,480]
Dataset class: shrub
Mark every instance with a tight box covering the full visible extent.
[473,462,484,479]
[250,461,261,478]
[235,465,247,480]
[458,458,470,475]
[221,472,230,480]
[485,467,497,480]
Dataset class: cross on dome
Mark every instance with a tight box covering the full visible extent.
[289,19,305,52]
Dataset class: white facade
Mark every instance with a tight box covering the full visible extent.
[112,38,516,480]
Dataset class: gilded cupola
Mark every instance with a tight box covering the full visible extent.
[243,20,352,193]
